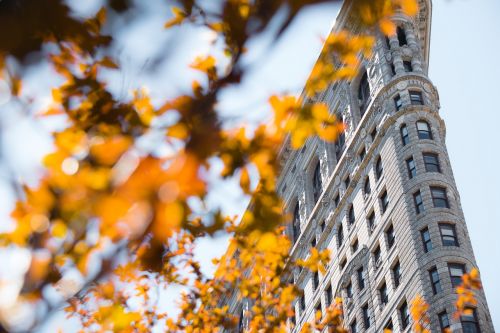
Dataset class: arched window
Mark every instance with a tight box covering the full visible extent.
[312,162,322,203]
[358,71,371,115]
[375,156,383,180]
[364,177,371,195]
[397,26,407,46]
[416,120,432,140]
[293,204,301,243]
[337,224,344,248]
[400,124,409,145]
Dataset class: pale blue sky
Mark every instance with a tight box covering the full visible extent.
[0,0,498,331]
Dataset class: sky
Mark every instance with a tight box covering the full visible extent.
[0,0,498,331]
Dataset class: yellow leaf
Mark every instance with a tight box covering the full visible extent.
[165,7,186,28]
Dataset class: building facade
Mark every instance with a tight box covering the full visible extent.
[228,0,494,332]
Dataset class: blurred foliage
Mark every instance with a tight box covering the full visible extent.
[0,0,483,332]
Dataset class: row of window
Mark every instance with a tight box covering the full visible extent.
[394,90,424,111]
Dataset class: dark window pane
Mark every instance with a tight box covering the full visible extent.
[439,311,450,332]
[363,304,371,328]
[403,60,413,72]
[364,177,371,195]
[417,121,432,139]
[338,224,344,248]
[429,267,442,294]
[407,157,417,179]
[431,186,450,208]
[326,285,333,306]
[393,261,401,287]
[461,309,481,333]
[440,223,459,247]
[348,205,355,225]
[312,162,322,203]
[423,153,441,173]
[358,72,371,114]
[394,94,403,111]
[400,301,410,329]
[376,157,383,180]
[293,204,301,243]
[379,282,388,305]
[397,26,407,46]
[410,90,424,105]
[400,124,410,145]
[449,263,466,288]
[380,190,389,213]
[386,224,395,249]
[414,190,424,214]
[367,211,376,233]
[421,227,432,253]
[358,267,365,290]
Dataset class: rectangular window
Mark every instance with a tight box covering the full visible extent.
[423,153,441,173]
[320,220,325,233]
[380,190,389,213]
[313,272,319,291]
[379,282,388,306]
[449,263,466,288]
[357,267,365,290]
[362,304,371,329]
[406,156,417,179]
[370,128,377,141]
[400,301,410,329]
[394,94,403,111]
[401,125,410,146]
[344,176,351,188]
[414,190,424,214]
[439,223,459,247]
[439,311,450,332]
[421,227,432,253]
[359,148,366,162]
[300,292,306,312]
[367,211,376,233]
[461,308,481,333]
[352,238,359,253]
[346,281,353,298]
[326,284,333,306]
[429,266,442,294]
[373,245,381,265]
[340,257,347,270]
[393,261,401,288]
[431,186,450,208]
[403,60,413,72]
[334,193,340,208]
[410,90,424,105]
[386,224,395,249]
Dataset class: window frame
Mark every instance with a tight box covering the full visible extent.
[380,189,389,213]
[386,224,395,249]
[399,301,410,329]
[414,190,424,214]
[364,177,371,196]
[431,186,450,208]
[429,266,442,295]
[394,94,403,111]
[406,156,417,179]
[421,227,432,253]
[312,162,323,203]
[348,205,355,225]
[362,304,371,329]
[375,156,383,180]
[410,90,424,105]
[439,223,459,247]
[423,152,441,173]
[449,263,466,288]
[392,261,401,288]
[357,267,365,290]
[416,120,433,140]
[439,311,450,332]
[400,124,410,146]
[460,308,481,333]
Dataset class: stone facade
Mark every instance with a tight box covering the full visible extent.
[227,0,494,332]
